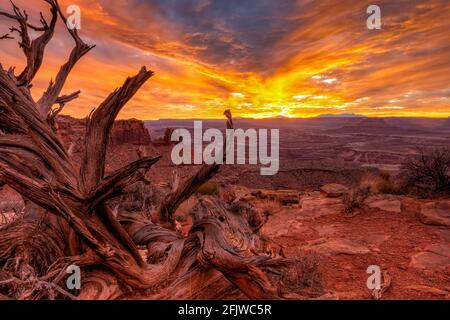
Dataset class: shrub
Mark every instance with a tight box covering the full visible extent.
[343,186,371,214]
[376,171,404,195]
[377,179,400,195]
[360,171,403,195]
[280,253,324,297]
[400,148,450,197]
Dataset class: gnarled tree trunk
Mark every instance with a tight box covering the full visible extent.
[0,0,312,300]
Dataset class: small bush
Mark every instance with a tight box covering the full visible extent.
[360,171,403,195]
[280,253,324,297]
[360,174,382,194]
[376,171,404,195]
[400,148,450,197]
[343,186,371,214]
[377,180,399,194]
[196,181,219,195]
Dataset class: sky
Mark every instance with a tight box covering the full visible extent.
[0,0,449,119]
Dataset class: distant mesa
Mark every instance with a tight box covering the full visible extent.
[268,115,289,119]
[144,115,447,133]
[257,115,294,121]
[316,113,366,118]
[356,117,394,128]
[323,117,430,135]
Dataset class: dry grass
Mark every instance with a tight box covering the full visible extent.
[343,186,371,214]
[278,253,324,297]
[343,170,407,214]
[359,171,404,195]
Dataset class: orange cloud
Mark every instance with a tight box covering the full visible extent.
[0,0,449,119]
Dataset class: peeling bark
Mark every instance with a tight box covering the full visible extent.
[0,0,309,300]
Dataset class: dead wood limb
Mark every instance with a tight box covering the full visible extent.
[1,60,157,291]
[0,0,307,301]
[80,67,154,195]
[120,196,292,299]
[89,156,162,208]
[0,0,58,85]
[158,109,234,224]
[37,1,94,115]
[54,90,81,107]
[0,33,13,40]
[47,90,81,129]
[158,164,220,224]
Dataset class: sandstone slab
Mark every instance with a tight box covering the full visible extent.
[320,184,348,198]
[419,201,450,227]
[366,195,401,213]
[298,197,344,219]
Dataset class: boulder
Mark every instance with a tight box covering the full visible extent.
[298,197,344,219]
[320,184,348,198]
[419,201,450,227]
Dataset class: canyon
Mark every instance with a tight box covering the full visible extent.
[2,115,448,299]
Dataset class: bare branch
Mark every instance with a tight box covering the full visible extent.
[95,205,147,268]
[158,109,233,224]
[0,33,13,40]
[158,163,221,224]
[37,1,94,115]
[88,155,161,208]
[14,0,58,85]
[55,90,81,106]
[80,66,154,194]
[0,4,31,70]
[0,4,46,32]
[46,90,81,130]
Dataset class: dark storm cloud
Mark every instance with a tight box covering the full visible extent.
[94,0,300,70]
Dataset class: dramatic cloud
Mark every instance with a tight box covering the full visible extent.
[1,0,449,119]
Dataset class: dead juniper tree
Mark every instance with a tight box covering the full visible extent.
[0,0,311,300]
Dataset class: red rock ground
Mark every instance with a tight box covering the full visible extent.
[256,193,450,299]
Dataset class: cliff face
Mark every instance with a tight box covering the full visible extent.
[55,115,157,172]
[56,116,152,146]
[110,119,152,146]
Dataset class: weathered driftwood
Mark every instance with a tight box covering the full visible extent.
[0,0,308,300]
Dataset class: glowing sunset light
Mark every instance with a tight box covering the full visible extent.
[0,0,449,119]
